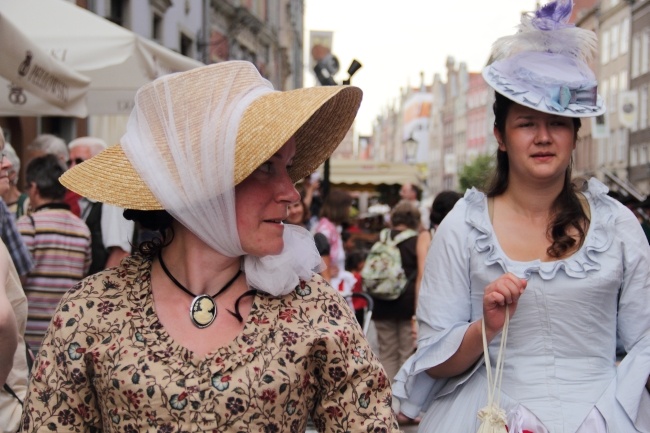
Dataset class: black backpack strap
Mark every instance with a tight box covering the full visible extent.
[85,202,109,275]
[2,340,35,406]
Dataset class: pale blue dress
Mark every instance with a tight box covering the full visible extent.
[393,178,650,433]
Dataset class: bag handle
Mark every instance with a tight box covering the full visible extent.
[477,307,509,433]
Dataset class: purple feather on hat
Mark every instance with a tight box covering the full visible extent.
[489,0,595,62]
[532,0,573,30]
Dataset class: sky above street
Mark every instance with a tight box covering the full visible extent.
[304,0,538,136]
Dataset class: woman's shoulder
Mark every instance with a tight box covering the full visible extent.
[48,255,151,344]
[434,187,487,236]
[287,273,345,303]
[580,177,643,232]
[264,273,358,330]
[62,254,149,303]
[583,177,646,242]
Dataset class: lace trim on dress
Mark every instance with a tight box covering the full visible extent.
[464,178,617,280]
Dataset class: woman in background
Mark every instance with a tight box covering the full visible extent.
[312,188,352,283]
[371,200,419,384]
[287,186,331,282]
[414,190,462,297]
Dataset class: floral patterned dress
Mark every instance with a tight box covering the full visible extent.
[21,255,399,433]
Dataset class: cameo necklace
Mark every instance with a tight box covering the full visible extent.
[158,252,243,329]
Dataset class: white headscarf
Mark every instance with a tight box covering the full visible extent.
[120,62,323,296]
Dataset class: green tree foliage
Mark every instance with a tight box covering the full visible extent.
[458,154,494,191]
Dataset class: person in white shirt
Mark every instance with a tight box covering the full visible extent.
[68,137,135,273]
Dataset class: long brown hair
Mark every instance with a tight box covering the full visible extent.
[486,92,589,258]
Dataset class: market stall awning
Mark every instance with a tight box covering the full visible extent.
[0,9,90,117]
[321,159,425,187]
[0,0,203,117]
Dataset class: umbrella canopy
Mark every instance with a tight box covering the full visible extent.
[0,10,90,117]
[321,159,425,187]
[0,0,203,117]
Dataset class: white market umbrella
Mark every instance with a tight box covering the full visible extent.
[0,0,203,117]
[0,9,90,117]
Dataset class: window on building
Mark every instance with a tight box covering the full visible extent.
[609,133,616,163]
[108,0,127,26]
[601,80,609,107]
[598,138,606,166]
[180,33,193,57]
[633,34,641,78]
[611,24,619,60]
[610,75,618,115]
[620,18,630,54]
[641,85,648,130]
[601,30,610,64]
[642,29,650,75]
[619,70,628,91]
[617,127,627,162]
[639,144,648,165]
[152,14,162,43]
[631,145,638,166]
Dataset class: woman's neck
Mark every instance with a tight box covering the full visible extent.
[158,223,242,296]
[501,175,565,219]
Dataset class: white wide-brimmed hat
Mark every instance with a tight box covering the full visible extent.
[482,0,605,118]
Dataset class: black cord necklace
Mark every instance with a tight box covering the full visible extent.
[158,252,242,329]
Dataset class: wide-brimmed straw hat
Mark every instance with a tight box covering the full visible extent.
[60,61,362,210]
[482,0,605,118]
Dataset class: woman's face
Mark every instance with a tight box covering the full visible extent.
[235,137,300,256]
[495,103,576,185]
[286,200,305,225]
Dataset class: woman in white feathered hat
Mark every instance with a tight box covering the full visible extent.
[393,1,650,432]
[20,61,400,433]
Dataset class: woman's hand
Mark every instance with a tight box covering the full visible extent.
[483,273,527,341]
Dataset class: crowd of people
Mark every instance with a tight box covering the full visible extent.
[0,127,143,431]
[0,1,649,432]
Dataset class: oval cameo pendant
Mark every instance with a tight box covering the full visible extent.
[190,295,217,328]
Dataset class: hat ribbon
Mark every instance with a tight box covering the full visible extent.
[549,84,598,110]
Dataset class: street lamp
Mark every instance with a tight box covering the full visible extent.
[403,136,418,163]
[314,57,362,199]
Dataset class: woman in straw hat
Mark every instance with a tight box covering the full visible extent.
[20,61,399,433]
[393,1,650,432]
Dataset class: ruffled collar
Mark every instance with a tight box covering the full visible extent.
[464,178,616,280]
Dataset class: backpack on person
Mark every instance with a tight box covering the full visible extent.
[361,228,417,301]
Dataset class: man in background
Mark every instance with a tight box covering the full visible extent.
[26,134,80,216]
[399,182,429,230]
[0,128,33,281]
[17,155,90,351]
[68,137,135,274]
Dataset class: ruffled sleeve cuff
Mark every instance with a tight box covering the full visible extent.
[616,335,650,431]
[393,322,485,416]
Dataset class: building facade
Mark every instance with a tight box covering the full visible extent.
[629,0,650,195]
[369,0,650,205]
[0,0,305,170]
